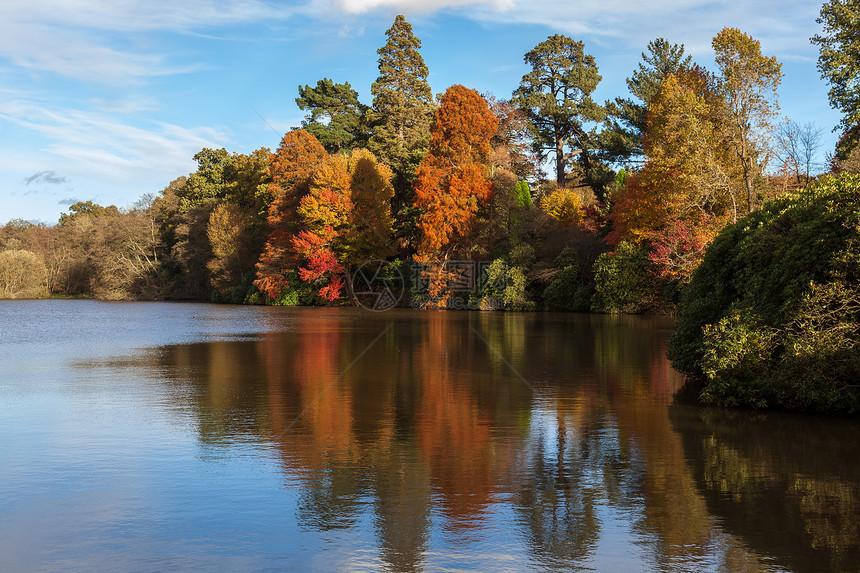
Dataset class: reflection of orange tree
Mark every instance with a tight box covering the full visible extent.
[260,312,432,567]
[414,312,501,531]
[146,311,779,569]
[265,314,359,472]
[262,314,375,531]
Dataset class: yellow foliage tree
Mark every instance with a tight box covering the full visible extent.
[541,188,584,227]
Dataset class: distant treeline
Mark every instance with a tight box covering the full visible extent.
[3,5,860,313]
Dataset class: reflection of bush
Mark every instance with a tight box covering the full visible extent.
[0,249,46,299]
[671,406,860,572]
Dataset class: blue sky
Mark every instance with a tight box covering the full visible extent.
[0,0,840,224]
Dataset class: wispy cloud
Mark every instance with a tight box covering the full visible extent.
[58,197,79,206]
[461,0,822,57]
[24,170,66,185]
[326,0,821,60]
[0,1,300,84]
[0,99,228,185]
[0,1,295,33]
[335,0,511,14]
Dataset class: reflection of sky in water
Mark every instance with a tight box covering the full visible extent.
[0,300,856,572]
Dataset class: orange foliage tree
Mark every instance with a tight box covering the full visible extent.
[294,149,395,301]
[294,153,353,301]
[256,137,396,303]
[254,130,327,300]
[413,85,498,305]
[609,68,736,282]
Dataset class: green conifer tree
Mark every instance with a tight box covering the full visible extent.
[367,15,434,184]
[603,38,692,164]
[296,78,369,153]
[512,35,607,199]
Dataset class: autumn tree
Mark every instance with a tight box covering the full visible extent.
[812,0,860,156]
[368,15,434,185]
[0,249,46,299]
[603,38,692,164]
[346,148,395,263]
[541,188,584,227]
[713,27,782,212]
[485,95,538,181]
[415,85,498,255]
[643,69,736,223]
[293,153,353,301]
[296,78,370,153]
[254,130,327,301]
[207,202,257,299]
[151,147,272,300]
[51,199,167,300]
[291,148,397,302]
[512,35,607,198]
[611,70,729,240]
[413,86,497,305]
[258,144,395,303]
[1,219,72,294]
[609,69,736,286]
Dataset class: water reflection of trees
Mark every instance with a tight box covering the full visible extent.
[671,407,860,573]
[139,309,857,572]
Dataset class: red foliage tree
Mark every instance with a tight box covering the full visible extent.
[254,130,327,300]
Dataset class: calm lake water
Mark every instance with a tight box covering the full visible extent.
[1,300,858,572]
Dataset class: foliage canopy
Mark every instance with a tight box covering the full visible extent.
[669,174,860,413]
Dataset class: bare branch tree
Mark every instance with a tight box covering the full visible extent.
[777,120,824,184]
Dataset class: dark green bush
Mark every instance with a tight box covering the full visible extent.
[542,247,593,312]
[591,241,655,313]
[668,174,860,413]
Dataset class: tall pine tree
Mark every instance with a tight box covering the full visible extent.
[368,15,434,187]
[512,35,607,199]
[602,38,692,164]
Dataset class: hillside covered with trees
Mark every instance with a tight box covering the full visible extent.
[2,4,858,317]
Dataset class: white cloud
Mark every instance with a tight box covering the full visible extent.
[322,0,821,62]
[461,0,822,58]
[0,1,298,83]
[0,1,292,33]
[0,25,173,85]
[336,0,511,15]
[0,98,228,185]
[0,0,824,86]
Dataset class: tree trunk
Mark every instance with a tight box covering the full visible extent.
[556,139,566,186]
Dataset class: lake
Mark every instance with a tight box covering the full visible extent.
[1,300,858,572]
